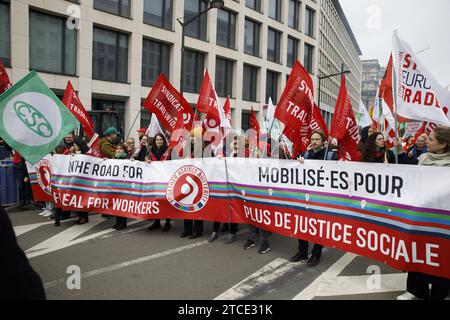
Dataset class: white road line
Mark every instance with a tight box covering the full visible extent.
[14,221,54,236]
[26,218,143,259]
[44,239,210,289]
[292,252,357,300]
[214,258,301,300]
[313,273,407,297]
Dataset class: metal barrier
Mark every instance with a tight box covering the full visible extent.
[0,159,18,206]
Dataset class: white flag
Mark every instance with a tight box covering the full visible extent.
[264,97,276,133]
[357,100,373,128]
[146,113,164,138]
[392,31,450,126]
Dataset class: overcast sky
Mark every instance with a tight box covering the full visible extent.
[340,0,450,88]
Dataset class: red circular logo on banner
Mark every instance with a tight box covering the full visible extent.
[36,159,52,195]
[166,165,209,212]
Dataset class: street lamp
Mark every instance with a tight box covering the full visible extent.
[177,0,225,95]
[317,63,350,109]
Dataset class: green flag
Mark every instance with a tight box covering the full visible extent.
[0,70,79,164]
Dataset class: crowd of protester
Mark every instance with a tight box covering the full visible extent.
[2,124,449,300]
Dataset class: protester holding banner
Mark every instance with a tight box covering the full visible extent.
[357,125,374,153]
[125,137,136,159]
[360,132,396,163]
[147,133,172,232]
[289,130,337,266]
[407,134,428,159]
[135,135,149,161]
[397,126,450,300]
[99,127,119,159]
[112,144,130,230]
[182,135,205,239]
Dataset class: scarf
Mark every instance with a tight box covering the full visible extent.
[418,152,450,167]
[151,145,168,161]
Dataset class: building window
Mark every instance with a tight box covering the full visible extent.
[288,0,300,30]
[305,7,315,37]
[93,27,128,83]
[143,0,172,30]
[94,0,130,18]
[215,57,233,98]
[243,64,258,102]
[245,0,261,12]
[0,1,10,67]
[241,110,251,131]
[244,18,260,57]
[216,9,236,49]
[29,11,76,75]
[142,38,170,87]
[267,28,281,63]
[91,99,125,136]
[140,108,152,129]
[266,70,278,103]
[184,0,207,41]
[304,43,314,74]
[287,37,298,68]
[182,50,204,93]
[268,0,281,21]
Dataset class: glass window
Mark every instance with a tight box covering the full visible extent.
[143,0,172,30]
[245,0,261,12]
[182,50,204,93]
[243,64,258,102]
[304,43,314,74]
[91,99,125,137]
[266,70,278,103]
[267,28,280,63]
[215,57,233,98]
[94,0,130,18]
[288,0,300,30]
[268,0,281,21]
[184,0,207,41]
[140,108,152,129]
[305,7,315,37]
[0,1,10,66]
[142,38,170,87]
[29,11,76,75]
[241,110,251,131]
[287,36,298,67]
[93,26,128,83]
[216,9,236,49]
[244,19,260,57]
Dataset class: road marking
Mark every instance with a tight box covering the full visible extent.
[313,273,407,297]
[292,252,357,300]
[14,221,54,236]
[44,239,210,289]
[214,258,302,300]
[26,216,142,258]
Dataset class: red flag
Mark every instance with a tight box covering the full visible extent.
[329,75,360,161]
[223,95,231,125]
[290,103,328,159]
[197,69,216,114]
[0,60,12,95]
[143,74,194,133]
[168,112,189,158]
[61,81,95,138]
[249,107,260,146]
[275,61,314,154]
[249,107,260,133]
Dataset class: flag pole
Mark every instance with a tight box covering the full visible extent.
[393,66,399,164]
[125,107,143,141]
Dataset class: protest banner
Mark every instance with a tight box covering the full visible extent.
[30,154,450,279]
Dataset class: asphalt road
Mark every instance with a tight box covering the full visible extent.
[8,207,410,300]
